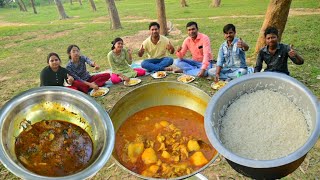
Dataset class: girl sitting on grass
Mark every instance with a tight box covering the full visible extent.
[107,37,146,84]
[40,52,76,90]
[66,44,110,93]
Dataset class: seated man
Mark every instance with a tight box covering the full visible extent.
[208,24,249,81]
[175,21,213,77]
[138,22,175,72]
[254,26,304,75]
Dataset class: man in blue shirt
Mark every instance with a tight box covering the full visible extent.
[208,24,249,81]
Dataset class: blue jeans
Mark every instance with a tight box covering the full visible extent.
[141,57,173,72]
[208,66,247,80]
[174,59,212,76]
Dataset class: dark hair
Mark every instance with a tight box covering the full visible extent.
[111,37,123,50]
[47,52,61,63]
[67,44,80,59]
[264,27,278,37]
[149,22,160,30]
[186,21,198,30]
[223,24,236,33]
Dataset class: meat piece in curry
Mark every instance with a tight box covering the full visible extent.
[15,120,93,177]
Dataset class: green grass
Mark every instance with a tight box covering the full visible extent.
[0,0,320,179]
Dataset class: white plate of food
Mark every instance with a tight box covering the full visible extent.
[177,74,195,83]
[90,87,110,97]
[151,71,167,79]
[211,81,227,90]
[124,78,142,86]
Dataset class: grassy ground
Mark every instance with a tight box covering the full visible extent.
[0,0,320,179]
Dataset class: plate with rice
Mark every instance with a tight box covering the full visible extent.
[124,78,142,86]
[211,81,227,90]
[177,75,195,83]
[151,71,167,79]
[90,87,109,97]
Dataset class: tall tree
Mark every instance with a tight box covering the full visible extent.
[210,0,221,7]
[18,0,28,11]
[180,0,188,7]
[105,0,122,29]
[17,0,27,11]
[156,0,168,36]
[30,0,37,14]
[255,0,292,53]
[88,0,97,11]
[70,0,72,5]
[54,0,69,19]
[78,0,82,5]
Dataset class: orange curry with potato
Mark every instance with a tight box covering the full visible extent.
[15,120,93,177]
[115,105,217,178]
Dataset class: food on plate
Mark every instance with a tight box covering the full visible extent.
[125,78,141,86]
[220,89,309,160]
[115,105,217,178]
[156,71,166,78]
[91,88,107,97]
[211,81,226,90]
[15,120,93,176]
[177,75,195,83]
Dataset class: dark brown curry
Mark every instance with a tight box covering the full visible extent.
[15,120,93,177]
[115,105,217,178]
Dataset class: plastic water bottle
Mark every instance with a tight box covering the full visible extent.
[237,71,242,78]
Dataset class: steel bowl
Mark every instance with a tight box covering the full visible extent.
[0,86,115,180]
[109,81,218,180]
[205,72,320,179]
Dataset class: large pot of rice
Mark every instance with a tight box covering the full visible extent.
[205,72,320,179]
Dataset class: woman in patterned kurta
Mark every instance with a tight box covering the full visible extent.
[107,37,145,84]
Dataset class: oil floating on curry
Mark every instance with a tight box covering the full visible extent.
[15,120,93,177]
[115,105,217,178]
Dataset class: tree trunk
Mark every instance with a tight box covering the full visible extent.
[105,0,122,29]
[210,0,221,7]
[78,0,82,5]
[180,0,188,7]
[30,0,37,14]
[20,0,28,11]
[70,0,72,5]
[54,0,69,19]
[156,0,168,36]
[17,0,26,11]
[255,0,292,54]
[88,0,97,11]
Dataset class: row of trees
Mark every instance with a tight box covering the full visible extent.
[11,0,293,55]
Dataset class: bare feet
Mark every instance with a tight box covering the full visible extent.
[164,67,173,71]
[173,69,183,73]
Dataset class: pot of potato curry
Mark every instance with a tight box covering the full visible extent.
[109,82,218,180]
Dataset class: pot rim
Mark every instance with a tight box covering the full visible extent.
[0,86,115,180]
[205,72,320,168]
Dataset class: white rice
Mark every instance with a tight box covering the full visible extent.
[220,89,309,160]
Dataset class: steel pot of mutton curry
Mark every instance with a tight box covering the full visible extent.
[0,86,115,180]
[109,81,218,180]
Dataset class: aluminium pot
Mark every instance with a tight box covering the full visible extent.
[0,86,115,180]
[109,81,218,180]
[205,72,320,179]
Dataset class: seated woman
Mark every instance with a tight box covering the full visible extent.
[107,37,145,84]
[66,44,110,93]
[40,52,76,90]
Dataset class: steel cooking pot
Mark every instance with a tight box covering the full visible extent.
[0,86,115,180]
[205,72,320,179]
[109,81,218,180]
